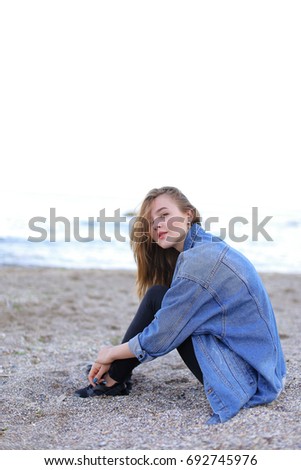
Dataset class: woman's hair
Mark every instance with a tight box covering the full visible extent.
[130,186,201,298]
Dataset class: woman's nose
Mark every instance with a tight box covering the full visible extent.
[153,217,163,230]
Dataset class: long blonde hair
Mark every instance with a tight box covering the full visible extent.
[130,186,200,298]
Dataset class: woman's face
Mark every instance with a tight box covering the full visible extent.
[150,194,192,252]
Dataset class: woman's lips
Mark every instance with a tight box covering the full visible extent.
[158,231,168,240]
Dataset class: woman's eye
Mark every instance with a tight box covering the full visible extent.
[152,213,168,228]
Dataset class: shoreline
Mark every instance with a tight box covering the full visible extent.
[2,262,301,275]
[0,267,300,449]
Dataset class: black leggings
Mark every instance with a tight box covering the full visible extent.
[109,285,203,384]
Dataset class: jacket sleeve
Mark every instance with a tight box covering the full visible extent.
[128,276,209,363]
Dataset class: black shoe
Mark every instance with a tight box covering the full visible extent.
[75,381,129,398]
[84,363,133,392]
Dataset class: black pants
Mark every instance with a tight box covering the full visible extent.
[109,285,203,384]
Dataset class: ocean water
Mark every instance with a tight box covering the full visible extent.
[1,192,300,273]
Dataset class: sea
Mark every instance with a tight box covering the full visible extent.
[1,192,300,274]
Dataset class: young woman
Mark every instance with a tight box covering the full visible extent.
[75,186,286,424]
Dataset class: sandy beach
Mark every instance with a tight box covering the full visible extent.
[0,266,300,450]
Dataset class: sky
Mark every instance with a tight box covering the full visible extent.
[1,1,300,218]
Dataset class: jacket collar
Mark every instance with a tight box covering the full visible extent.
[183,223,204,251]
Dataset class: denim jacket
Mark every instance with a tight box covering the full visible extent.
[129,224,286,424]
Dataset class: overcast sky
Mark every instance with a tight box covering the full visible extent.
[1,1,300,216]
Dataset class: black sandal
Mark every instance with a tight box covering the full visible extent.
[75,381,129,398]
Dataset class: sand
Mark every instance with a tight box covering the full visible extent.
[0,266,300,450]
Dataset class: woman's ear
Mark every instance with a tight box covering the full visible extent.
[186,209,194,222]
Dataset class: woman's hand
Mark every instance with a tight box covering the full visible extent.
[88,342,135,387]
[88,346,114,386]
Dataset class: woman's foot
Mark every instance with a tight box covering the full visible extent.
[75,365,133,398]
[84,363,133,392]
[101,373,118,387]
[84,364,117,387]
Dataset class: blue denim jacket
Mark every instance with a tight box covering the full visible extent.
[129,224,286,424]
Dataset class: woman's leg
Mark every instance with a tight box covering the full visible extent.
[109,285,203,385]
[177,337,203,384]
[108,285,168,382]
[75,286,168,397]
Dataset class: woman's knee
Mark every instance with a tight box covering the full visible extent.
[143,285,169,311]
